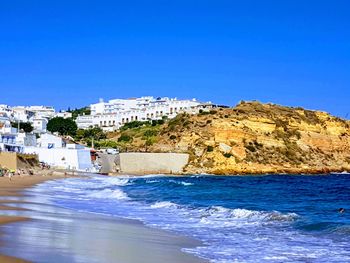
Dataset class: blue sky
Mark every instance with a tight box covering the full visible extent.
[0,1,349,117]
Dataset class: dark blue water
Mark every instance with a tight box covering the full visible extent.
[31,174,350,262]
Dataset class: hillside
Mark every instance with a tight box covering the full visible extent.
[108,101,350,174]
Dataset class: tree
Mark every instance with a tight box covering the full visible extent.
[47,117,77,136]
[11,122,34,133]
[75,127,106,141]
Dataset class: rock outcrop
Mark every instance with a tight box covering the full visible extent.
[109,101,350,175]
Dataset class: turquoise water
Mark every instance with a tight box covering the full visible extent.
[32,174,350,262]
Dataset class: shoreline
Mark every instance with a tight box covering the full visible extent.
[107,168,350,177]
[0,170,75,262]
[0,171,207,263]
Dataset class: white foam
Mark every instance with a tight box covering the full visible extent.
[169,179,194,186]
[150,201,178,209]
[198,206,298,224]
[87,189,129,200]
[95,177,131,186]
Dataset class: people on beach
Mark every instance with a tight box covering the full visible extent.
[8,171,12,181]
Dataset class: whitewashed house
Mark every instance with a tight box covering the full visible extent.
[76,115,93,129]
[38,133,63,148]
[27,106,55,119]
[12,106,35,122]
[55,111,73,119]
[16,132,37,147]
[33,118,48,133]
[0,117,23,152]
[24,133,92,171]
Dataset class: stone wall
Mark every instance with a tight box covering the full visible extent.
[0,152,18,170]
[119,153,189,174]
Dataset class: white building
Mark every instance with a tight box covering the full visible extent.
[23,133,92,171]
[76,115,94,129]
[0,117,23,152]
[16,132,37,147]
[33,118,48,133]
[55,111,73,119]
[27,106,55,119]
[0,105,13,119]
[23,146,92,171]
[38,133,63,148]
[82,96,212,131]
[12,106,35,122]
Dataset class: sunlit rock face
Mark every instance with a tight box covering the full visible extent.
[110,101,350,175]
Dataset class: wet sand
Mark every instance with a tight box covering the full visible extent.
[0,172,72,262]
[0,173,206,263]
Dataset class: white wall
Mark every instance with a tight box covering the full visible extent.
[38,133,63,148]
[23,147,92,170]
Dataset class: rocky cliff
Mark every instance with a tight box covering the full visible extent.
[109,101,350,174]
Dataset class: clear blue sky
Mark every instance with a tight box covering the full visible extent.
[1,1,349,117]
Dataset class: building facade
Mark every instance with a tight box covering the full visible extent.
[82,96,212,131]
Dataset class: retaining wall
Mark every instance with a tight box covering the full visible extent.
[119,152,189,174]
[0,152,18,170]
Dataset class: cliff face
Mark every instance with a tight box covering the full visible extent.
[110,102,350,174]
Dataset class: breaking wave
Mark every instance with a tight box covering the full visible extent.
[87,189,129,200]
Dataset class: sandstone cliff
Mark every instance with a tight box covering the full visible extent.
[109,101,350,174]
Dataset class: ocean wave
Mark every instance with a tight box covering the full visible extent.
[150,201,178,209]
[168,179,194,186]
[87,189,129,200]
[95,177,131,186]
[136,174,167,178]
[199,206,298,223]
[146,179,161,184]
[145,179,194,186]
[149,202,298,227]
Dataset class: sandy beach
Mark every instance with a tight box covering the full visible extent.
[0,171,72,262]
[0,171,206,263]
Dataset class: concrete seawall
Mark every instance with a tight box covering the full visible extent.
[119,153,189,174]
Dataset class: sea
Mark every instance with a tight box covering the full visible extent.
[30,174,350,263]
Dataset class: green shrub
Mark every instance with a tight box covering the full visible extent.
[223,152,233,158]
[207,145,214,152]
[145,137,157,146]
[143,129,158,137]
[98,140,118,148]
[118,134,132,142]
[170,135,177,140]
[120,121,148,131]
